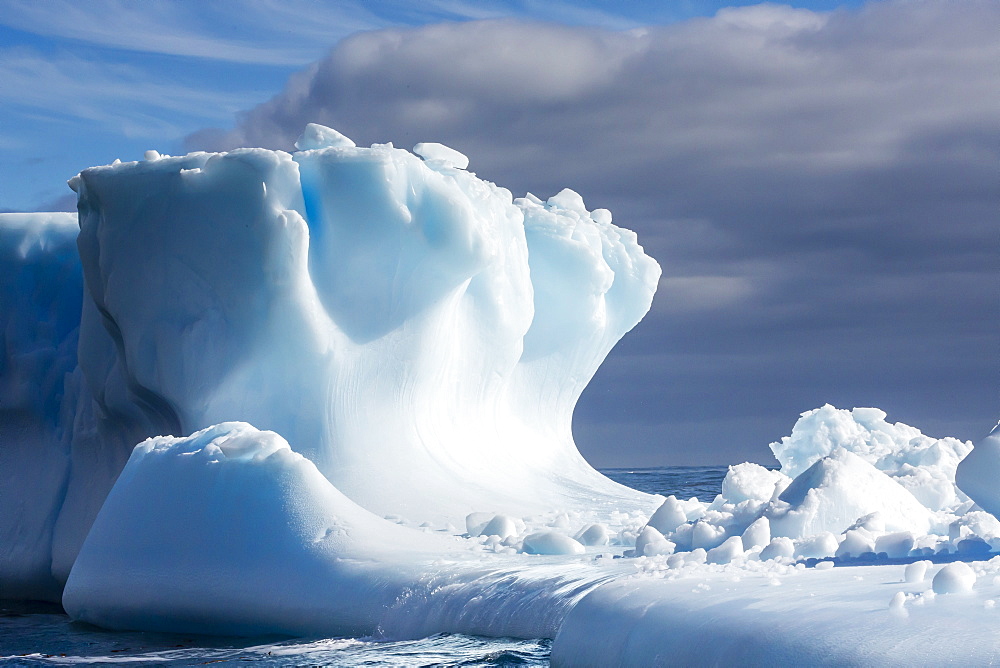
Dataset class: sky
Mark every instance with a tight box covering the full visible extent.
[1,0,996,466]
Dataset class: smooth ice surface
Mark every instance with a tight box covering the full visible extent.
[551,562,1000,666]
[64,423,613,637]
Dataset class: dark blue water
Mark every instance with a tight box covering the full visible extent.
[0,466,727,667]
[602,465,727,501]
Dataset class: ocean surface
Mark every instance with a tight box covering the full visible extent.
[0,466,728,667]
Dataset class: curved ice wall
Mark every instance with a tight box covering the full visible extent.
[66,125,660,535]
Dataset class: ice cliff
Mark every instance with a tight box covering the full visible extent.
[1,124,661,600]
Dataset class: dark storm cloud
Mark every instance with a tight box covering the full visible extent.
[188,1,999,466]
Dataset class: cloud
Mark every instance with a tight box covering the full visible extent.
[187,1,999,461]
[0,49,268,140]
[0,0,383,66]
[0,0,645,67]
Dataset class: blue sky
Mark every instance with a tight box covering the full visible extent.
[2,0,996,466]
[1,0,864,212]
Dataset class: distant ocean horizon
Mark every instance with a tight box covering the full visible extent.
[601,465,729,501]
[0,466,728,667]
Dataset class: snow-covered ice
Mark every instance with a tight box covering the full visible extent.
[2,124,999,664]
[2,127,659,591]
[63,422,612,638]
[773,404,972,511]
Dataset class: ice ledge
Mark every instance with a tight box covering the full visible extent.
[552,567,1000,665]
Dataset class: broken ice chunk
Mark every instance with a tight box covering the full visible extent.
[412,142,469,169]
[295,123,356,150]
[546,188,587,214]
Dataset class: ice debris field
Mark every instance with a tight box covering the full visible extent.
[2,124,1000,664]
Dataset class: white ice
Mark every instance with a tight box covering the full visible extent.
[63,423,614,637]
[2,124,999,664]
[17,127,662,586]
[63,421,1000,663]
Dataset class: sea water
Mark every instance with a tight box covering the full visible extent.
[0,466,727,667]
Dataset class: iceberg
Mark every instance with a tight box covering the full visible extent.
[2,124,999,664]
[68,131,660,530]
[1,124,661,600]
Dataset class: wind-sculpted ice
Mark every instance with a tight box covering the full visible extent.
[69,126,660,529]
[0,124,661,597]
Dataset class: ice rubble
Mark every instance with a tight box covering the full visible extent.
[773,404,973,510]
[3,124,1000,662]
[632,405,981,564]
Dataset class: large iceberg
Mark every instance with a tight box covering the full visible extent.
[70,131,659,525]
[3,124,1000,663]
[1,124,661,600]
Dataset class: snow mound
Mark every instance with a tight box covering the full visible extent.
[771,405,972,511]
[522,531,586,556]
[768,448,933,538]
[63,423,606,637]
[932,562,976,594]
